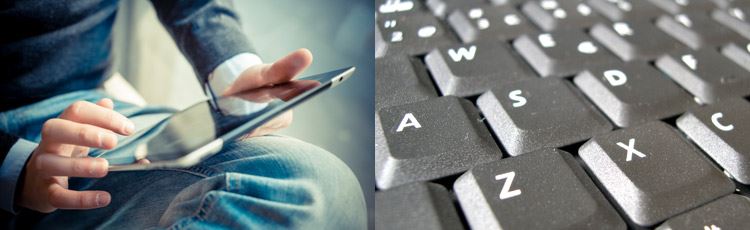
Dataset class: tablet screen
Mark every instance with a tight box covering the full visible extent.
[101,67,354,166]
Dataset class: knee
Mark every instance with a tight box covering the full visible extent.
[218,135,367,228]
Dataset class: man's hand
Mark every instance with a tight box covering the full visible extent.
[19,98,134,213]
[223,49,313,138]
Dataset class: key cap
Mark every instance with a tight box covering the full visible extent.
[448,5,538,43]
[573,61,695,127]
[425,0,485,18]
[590,21,687,61]
[425,42,535,97]
[376,12,455,57]
[489,0,524,6]
[521,0,606,31]
[376,25,387,58]
[648,0,717,14]
[514,30,619,78]
[587,0,665,22]
[376,96,502,189]
[711,0,750,9]
[454,148,626,230]
[477,78,612,156]
[656,12,746,50]
[656,195,750,230]
[655,48,750,104]
[376,55,438,110]
[375,182,464,230]
[377,0,426,17]
[722,42,750,71]
[713,6,750,40]
[579,121,735,227]
[677,98,750,184]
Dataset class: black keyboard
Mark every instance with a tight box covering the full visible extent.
[374,0,750,229]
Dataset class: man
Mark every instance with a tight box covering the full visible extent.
[0,0,366,228]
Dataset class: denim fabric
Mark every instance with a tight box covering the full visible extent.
[0,90,366,229]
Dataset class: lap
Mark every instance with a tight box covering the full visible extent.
[2,90,365,229]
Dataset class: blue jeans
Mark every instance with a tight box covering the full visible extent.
[0,90,366,229]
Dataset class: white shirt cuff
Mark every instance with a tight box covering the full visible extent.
[208,53,263,95]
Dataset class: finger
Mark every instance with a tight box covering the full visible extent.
[96,98,114,110]
[36,154,108,177]
[59,101,134,135]
[48,184,111,209]
[41,119,119,151]
[224,49,313,96]
[246,111,293,138]
[72,146,90,158]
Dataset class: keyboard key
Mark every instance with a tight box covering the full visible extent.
[655,48,750,104]
[648,0,717,14]
[722,42,750,71]
[376,55,438,110]
[425,42,535,97]
[376,25,387,58]
[448,5,538,43]
[477,78,612,156]
[574,61,694,127]
[489,0,525,6]
[454,148,626,230]
[522,0,606,31]
[713,6,750,40]
[376,12,455,57]
[377,0,426,17]
[711,0,750,8]
[587,0,665,22]
[656,12,745,50]
[590,21,687,61]
[579,121,735,227]
[676,98,750,184]
[514,30,619,77]
[425,0,485,18]
[375,96,502,189]
[656,195,750,230]
[376,182,464,230]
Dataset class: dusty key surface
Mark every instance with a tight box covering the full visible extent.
[454,148,626,230]
[425,41,535,97]
[375,96,502,189]
[477,78,612,156]
[677,97,750,184]
[656,47,750,104]
[514,30,618,78]
[579,121,735,227]
[375,182,464,230]
[574,61,694,127]
[448,5,538,43]
[376,55,437,110]
[656,195,750,230]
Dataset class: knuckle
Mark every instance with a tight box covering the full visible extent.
[77,125,90,143]
[41,119,60,139]
[64,101,87,118]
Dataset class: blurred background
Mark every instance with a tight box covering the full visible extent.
[110,0,374,227]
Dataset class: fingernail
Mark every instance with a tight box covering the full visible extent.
[90,158,108,176]
[95,193,111,207]
[123,120,135,135]
[100,132,117,149]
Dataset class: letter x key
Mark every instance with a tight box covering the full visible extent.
[617,138,646,161]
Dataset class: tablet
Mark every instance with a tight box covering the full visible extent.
[105,67,355,171]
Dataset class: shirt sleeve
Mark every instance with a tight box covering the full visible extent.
[0,138,37,214]
[207,52,263,95]
[149,0,255,82]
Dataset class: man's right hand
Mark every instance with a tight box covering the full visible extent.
[18,98,134,213]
